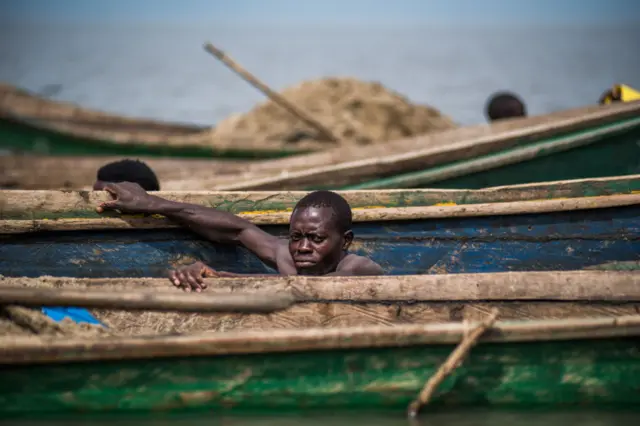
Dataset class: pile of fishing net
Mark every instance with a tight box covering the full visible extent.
[211,77,456,148]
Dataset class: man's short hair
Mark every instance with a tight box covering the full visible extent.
[97,159,160,191]
[293,190,353,233]
[485,92,527,121]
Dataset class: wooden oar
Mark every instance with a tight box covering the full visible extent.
[203,41,339,143]
[0,286,295,313]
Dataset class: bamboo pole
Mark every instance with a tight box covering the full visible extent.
[203,42,339,143]
[0,286,295,313]
[407,309,500,417]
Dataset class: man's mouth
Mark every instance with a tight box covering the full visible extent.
[294,259,316,268]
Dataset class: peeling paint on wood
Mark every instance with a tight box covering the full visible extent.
[3,273,640,335]
[1,201,639,277]
[1,316,640,416]
[3,175,640,220]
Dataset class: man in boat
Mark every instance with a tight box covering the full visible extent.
[598,84,640,105]
[93,159,160,191]
[96,183,384,291]
[484,91,527,122]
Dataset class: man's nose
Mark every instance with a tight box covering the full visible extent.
[298,239,312,252]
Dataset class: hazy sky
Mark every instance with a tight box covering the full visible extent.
[3,0,639,25]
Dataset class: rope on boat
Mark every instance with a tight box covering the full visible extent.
[407,308,500,418]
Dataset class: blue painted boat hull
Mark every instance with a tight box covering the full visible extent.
[1,203,639,277]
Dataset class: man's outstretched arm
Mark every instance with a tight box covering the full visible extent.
[96,182,280,265]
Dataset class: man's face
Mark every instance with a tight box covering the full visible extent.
[288,206,352,275]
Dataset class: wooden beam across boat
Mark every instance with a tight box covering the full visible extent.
[1,177,640,277]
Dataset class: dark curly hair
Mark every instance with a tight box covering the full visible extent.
[293,190,353,233]
[485,92,527,121]
[97,159,160,191]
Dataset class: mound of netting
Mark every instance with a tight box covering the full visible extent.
[212,77,456,148]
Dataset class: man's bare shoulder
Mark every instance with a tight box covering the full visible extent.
[337,254,384,276]
[274,238,297,275]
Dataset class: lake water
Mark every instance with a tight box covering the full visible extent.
[1,23,639,127]
[3,409,640,426]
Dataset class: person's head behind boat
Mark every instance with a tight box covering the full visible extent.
[94,159,160,191]
[485,91,527,122]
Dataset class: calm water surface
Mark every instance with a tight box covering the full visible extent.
[1,24,639,126]
[3,410,640,426]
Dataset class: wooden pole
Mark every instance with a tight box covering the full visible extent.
[203,42,339,143]
[0,286,295,314]
[407,309,500,418]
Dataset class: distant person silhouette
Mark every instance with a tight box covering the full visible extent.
[93,159,160,191]
[598,84,640,105]
[485,92,527,122]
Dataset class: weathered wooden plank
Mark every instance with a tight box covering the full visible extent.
[345,120,640,190]
[2,192,639,232]
[2,315,640,363]
[213,114,640,190]
[2,315,640,416]
[5,272,640,302]
[0,286,294,313]
[3,175,640,220]
[2,200,639,277]
[3,274,639,336]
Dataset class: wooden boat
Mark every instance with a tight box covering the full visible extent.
[0,84,313,160]
[206,100,640,191]
[2,100,640,191]
[2,306,640,415]
[1,175,640,277]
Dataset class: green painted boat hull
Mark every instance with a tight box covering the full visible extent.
[341,117,640,190]
[0,115,307,159]
[1,331,639,416]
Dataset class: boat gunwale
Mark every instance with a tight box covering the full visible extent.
[2,173,640,214]
[340,116,640,190]
[1,192,639,233]
[2,313,640,365]
[4,270,640,303]
[213,103,640,190]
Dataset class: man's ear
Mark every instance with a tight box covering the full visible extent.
[342,230,354,250]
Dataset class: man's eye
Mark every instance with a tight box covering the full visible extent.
[290,235,301,241]
[312,236,325,243]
